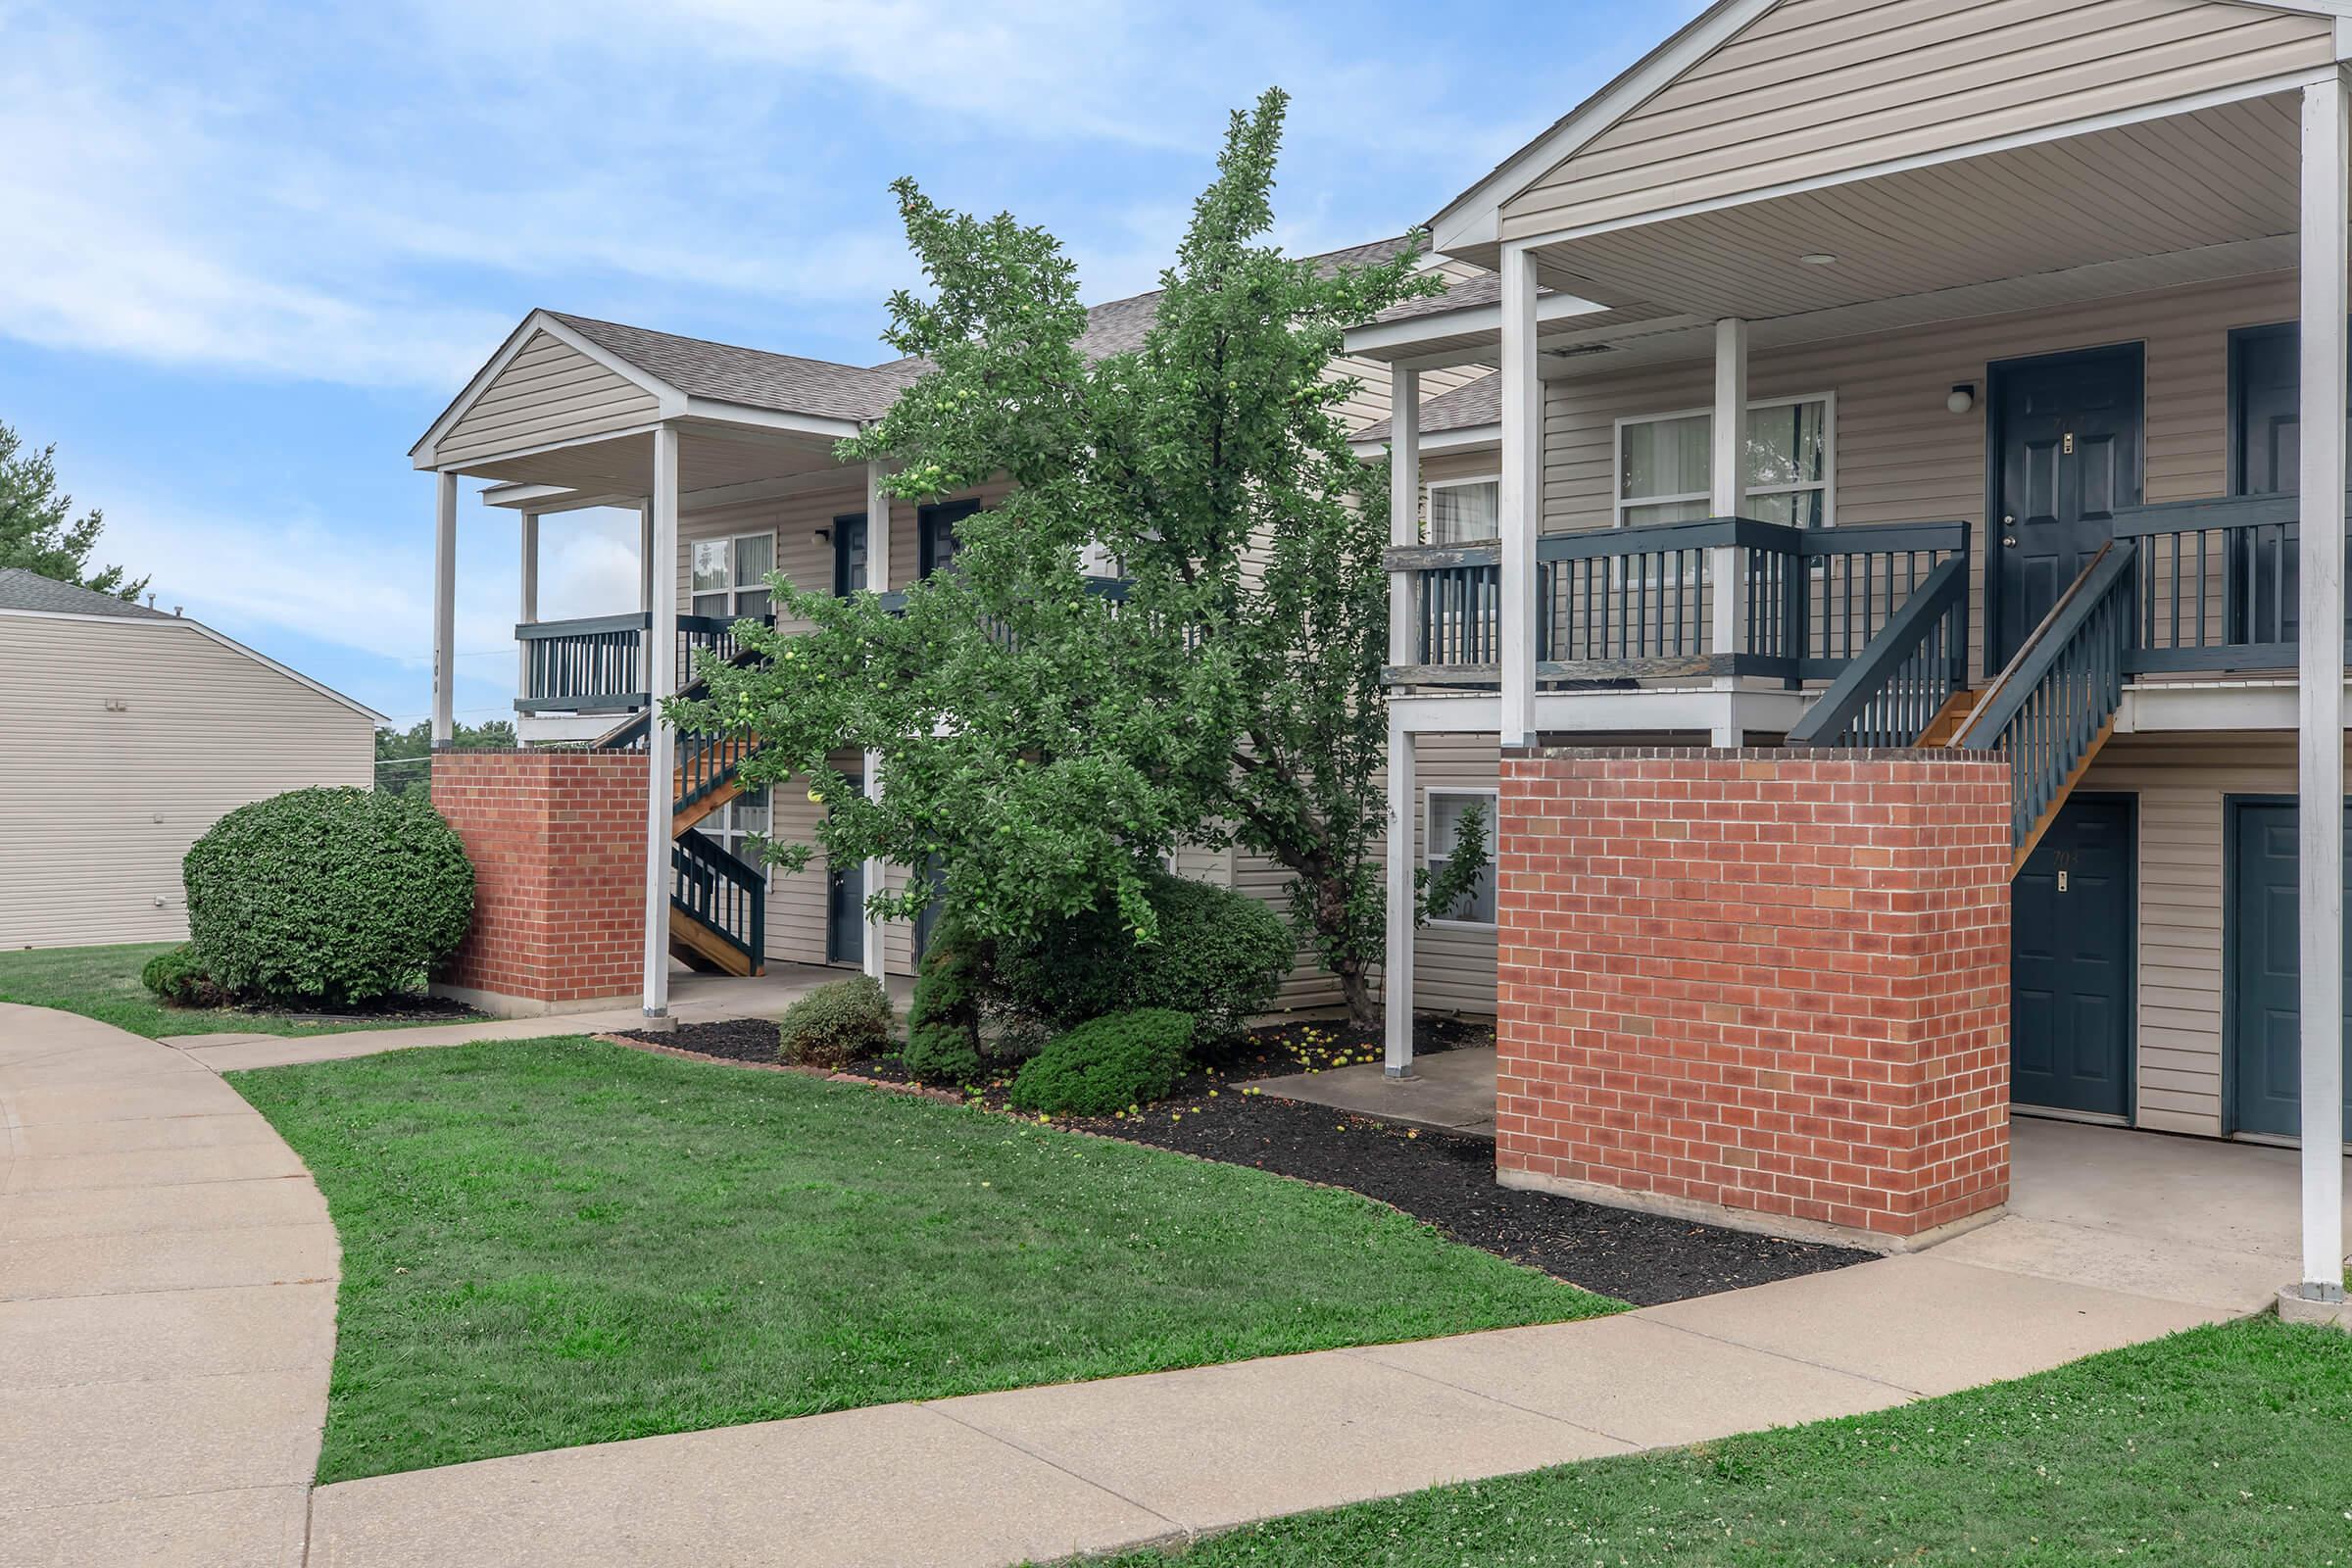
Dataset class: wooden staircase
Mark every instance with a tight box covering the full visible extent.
[592,669,768,978]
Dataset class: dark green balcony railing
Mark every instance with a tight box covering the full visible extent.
[514,612,763,714]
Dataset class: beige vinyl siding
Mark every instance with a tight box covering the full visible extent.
[0,614,373,949]
[1500,0,2334,240]
[437,331,660,466]
[1406,735,1500,1015]
[1538,269,2296,681]
[2073,733,2352,1139]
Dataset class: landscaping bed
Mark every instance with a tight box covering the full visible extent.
[621,1012,1867,1305]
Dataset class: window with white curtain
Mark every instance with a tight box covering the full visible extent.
[1426,476,1499,544]
[690,531,777,619]
[1425,790,1496,926]
[704,787,772,882]
[1615,395,1833,529]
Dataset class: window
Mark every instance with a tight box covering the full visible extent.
[1425,790,1496,926]
[1426,476,1499,544]
[833,513,869,597]
[690,531,776,619]
[1615,395,1833,529]
[919,499,979,577]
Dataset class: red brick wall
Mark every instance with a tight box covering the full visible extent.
[430,752,648,1006]
[1496,748,2011,1243]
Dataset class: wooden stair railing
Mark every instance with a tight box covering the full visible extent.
[1954,541,2137,876]
[1785,554,1971,748]
[669,828,766,976]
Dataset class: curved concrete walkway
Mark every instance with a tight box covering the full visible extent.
[0,1004,336,1567]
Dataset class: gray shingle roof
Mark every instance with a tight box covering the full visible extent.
[545,237,1423,426]
[0,567,172,619]
[1352,370,1498,445]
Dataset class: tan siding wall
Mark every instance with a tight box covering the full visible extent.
[438,331,660,466]
[0,616,374,949]
[1540,270,2297,680]
[1406,735,1500,1015]
[1501,0,2334,240]
[2075,733,2352,1139]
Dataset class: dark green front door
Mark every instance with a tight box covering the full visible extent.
[2227,802,2352,1139]
[2012,797,2133,1118]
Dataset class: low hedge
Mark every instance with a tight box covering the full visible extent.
[993,873,1291,1039]
[777,976,893,1069]
[1007,1008,1196,1117]
[139,942,230,1007]
[183,786,473,1005]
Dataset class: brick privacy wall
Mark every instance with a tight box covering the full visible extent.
[430,751,648,1005]
[1496,748,2011,1241]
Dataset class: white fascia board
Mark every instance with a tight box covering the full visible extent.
[0,607,383,719]
[1351,423,1502,460]
[480,482,585,511]
[412,310,676,469]
[1345,290,1613,361]
[667,396,863,443]
[1426,0,1775,254]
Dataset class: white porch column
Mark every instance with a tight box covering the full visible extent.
[1498,243,1542,749]
[1708,318,1749,748]
[1389,365,1420,669]
[641,426,681,1028]
[639,500,655,613]
[516,510,539,701]
[431,471,458,750]
[862,460,891,982]
[2294,72,2348,1306]
[1384,709,1417,1078]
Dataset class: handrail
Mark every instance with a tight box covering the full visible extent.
[671,829,764,963]
[1957,541,2136,855]
[1785,555,1969,747]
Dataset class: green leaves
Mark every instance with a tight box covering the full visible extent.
[0,420,146,600]
[694,88,1443,1023]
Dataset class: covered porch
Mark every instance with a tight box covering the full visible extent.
[1361,15,2352,1307]
[412,310,920,1023]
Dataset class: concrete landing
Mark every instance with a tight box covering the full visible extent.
[0,1004,337,1567]
[1254,1043,1497,1137]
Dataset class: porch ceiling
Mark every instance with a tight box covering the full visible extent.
[462,423,851,507]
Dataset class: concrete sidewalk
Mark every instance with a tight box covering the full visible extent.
[0,1003,337,1567]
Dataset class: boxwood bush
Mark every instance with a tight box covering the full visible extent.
[139,942,230,1007]
[1006,1008,1196,1117]
[776,975,893,1069]
[993,872,1292,1039]
[900,910,989,1085]
[183,786,473,1005]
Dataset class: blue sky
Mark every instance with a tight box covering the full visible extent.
[0,0,1697,729]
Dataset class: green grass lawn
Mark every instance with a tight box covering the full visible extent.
[1097,1316,2352,1568]
[0,942,464,1039]
[231,1036,1620,1484]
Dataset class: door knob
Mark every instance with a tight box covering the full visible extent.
[2002,536,2019,547]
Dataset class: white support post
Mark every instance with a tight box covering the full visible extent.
[516,511,539,703]
[2295,72,2348,1306]
[431,471,458,750]
[639,500,655,613]
[1709,318,1749,748]
[1390,365,1420,670]
[641,427,681,1029]
[1498,244,1542,749]
[1384,711,1417,1078]
[862,460,891,983]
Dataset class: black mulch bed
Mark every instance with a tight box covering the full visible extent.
[615,1011,1872,1306]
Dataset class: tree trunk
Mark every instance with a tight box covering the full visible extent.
[1338,962,1379,1032]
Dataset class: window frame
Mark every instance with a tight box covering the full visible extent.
[1611,391,1838,531]
[1423,787,1499,931]
[689,529,779,619]
[1424,472,1501,545]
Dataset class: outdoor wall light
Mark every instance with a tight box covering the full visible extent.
[813,526,832,546]
[1945,383,1977,416]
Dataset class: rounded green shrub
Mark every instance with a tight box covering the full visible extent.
[140,942,229,1007]
[901,911,988,1085]
[777,975,893,1069]
[183,786,473,1005]
[994,872,1292,1039]
[1007,1008,1196,1117]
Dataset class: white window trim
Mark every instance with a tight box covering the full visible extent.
[729,528,777,614]
[1611,391,1838,530]
[1423,787,1499,931]
[1423,472,1501,544]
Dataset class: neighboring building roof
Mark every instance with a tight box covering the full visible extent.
[0,568,383,718]
[0,567,173,619]
[1351,371,1497,446]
